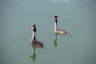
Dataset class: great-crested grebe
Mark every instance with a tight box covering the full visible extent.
[53,16,70,35]
[31,24,44,48]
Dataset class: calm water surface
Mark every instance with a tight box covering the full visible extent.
[0,0,96,64]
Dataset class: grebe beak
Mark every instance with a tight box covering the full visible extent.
[28,26,32,30]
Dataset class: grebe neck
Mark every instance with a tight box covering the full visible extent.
[32,32,36,40]
[54,22,58,30]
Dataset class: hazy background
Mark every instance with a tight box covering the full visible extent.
[0,0,96,64]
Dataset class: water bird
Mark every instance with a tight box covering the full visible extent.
[53,16,70,35]
[30,24,44,48]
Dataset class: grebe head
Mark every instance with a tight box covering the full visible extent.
[54,16,58,19]
[32,24,37,32]
[54,16,58,23]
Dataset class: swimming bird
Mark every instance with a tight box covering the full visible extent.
[30,24,44,48]
[53,16,70,35]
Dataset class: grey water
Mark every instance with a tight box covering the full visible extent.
[0,0,96,64]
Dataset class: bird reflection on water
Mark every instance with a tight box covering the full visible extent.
[29,45,36,62]
[54,33,58,47]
